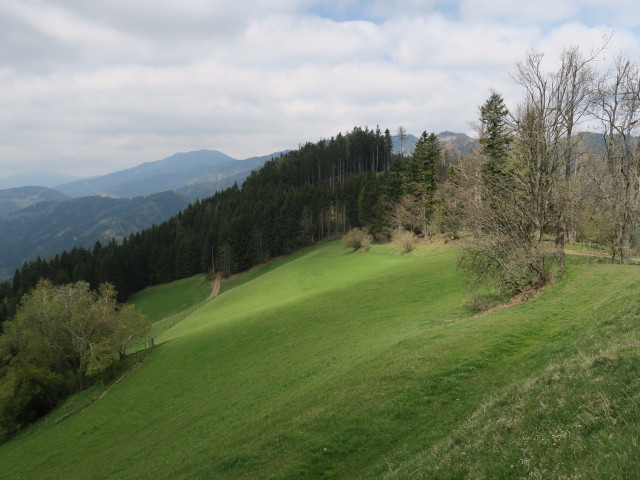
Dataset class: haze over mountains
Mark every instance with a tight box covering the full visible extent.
[0,172,81,190]
[54,150,281,199]
[0,186,69,217]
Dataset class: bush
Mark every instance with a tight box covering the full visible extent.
[391,229,418,253]
[341,228,372,251]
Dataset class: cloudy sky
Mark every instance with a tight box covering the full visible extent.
[1,0,639,178]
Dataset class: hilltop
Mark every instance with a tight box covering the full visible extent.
[0,186,69,217]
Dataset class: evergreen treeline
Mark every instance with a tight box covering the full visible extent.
[0,126,405,329]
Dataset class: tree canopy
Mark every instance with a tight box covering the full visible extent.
[0,280,145,430]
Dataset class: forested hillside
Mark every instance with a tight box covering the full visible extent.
[4,45,640,333]
[0,121,470,340]
[0,126,405,326]
[0,186,69,217]
[0,191,190,282]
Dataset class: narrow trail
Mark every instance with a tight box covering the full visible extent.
[92,352,151,404]
[209,272,223,299]
[54,273,225,427]
[564,248,610,258]
[563,248,640,263]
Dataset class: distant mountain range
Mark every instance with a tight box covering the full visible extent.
[54,150,283,200]
[0,191,189,280]
[0,186,70,217]
[0,149,286,280]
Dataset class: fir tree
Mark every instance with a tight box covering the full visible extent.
[479,90,512,171]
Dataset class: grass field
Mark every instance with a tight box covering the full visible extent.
[128,273,212,324]
[0,240,639,479]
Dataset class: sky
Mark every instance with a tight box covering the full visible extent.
[1,0,639,178]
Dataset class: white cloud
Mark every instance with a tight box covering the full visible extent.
[1,0,639,178]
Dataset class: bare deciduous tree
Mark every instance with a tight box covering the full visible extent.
[589,54,640,264]
[460,46,602,294]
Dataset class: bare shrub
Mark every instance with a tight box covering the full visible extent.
[391,229,418,253]
[341,228,372,251]
[360,231,372,251]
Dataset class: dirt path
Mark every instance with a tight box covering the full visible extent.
[55,273,225,426]
[92,352,151,404]
[564,248,610,258]
[209,272,223,299]
[563,248,640,263]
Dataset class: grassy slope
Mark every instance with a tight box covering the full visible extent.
[1,241,639,479]
[126,274,212,350]
[128,273,212,324]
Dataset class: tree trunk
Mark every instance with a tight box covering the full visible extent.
[619,223,631,264]
[555,221,566,268]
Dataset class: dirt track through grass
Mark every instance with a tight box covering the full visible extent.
[208,272,223,299]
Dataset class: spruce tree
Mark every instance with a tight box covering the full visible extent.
[479,90,511,171]
[406,131,442,236]
[478,91,513,204]
[409,132,441,198]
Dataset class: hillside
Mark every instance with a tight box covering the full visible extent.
[0,149,282,283]
[4,125,398,306]
[0,191,189,280]
[0,242,638,479]
[0,186,69,217]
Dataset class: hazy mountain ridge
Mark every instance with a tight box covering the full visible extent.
[0,172,82,190]
[0,186,69,217]
[0,191,189,280]
[0,149,285,280]
[55,150,284,200]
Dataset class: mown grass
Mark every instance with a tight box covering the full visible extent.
[0,240,639,479]
[128,273,212,324]
[127,274,212,351]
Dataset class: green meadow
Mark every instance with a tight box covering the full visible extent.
[128,273,212,324]
[1,240,639,479]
